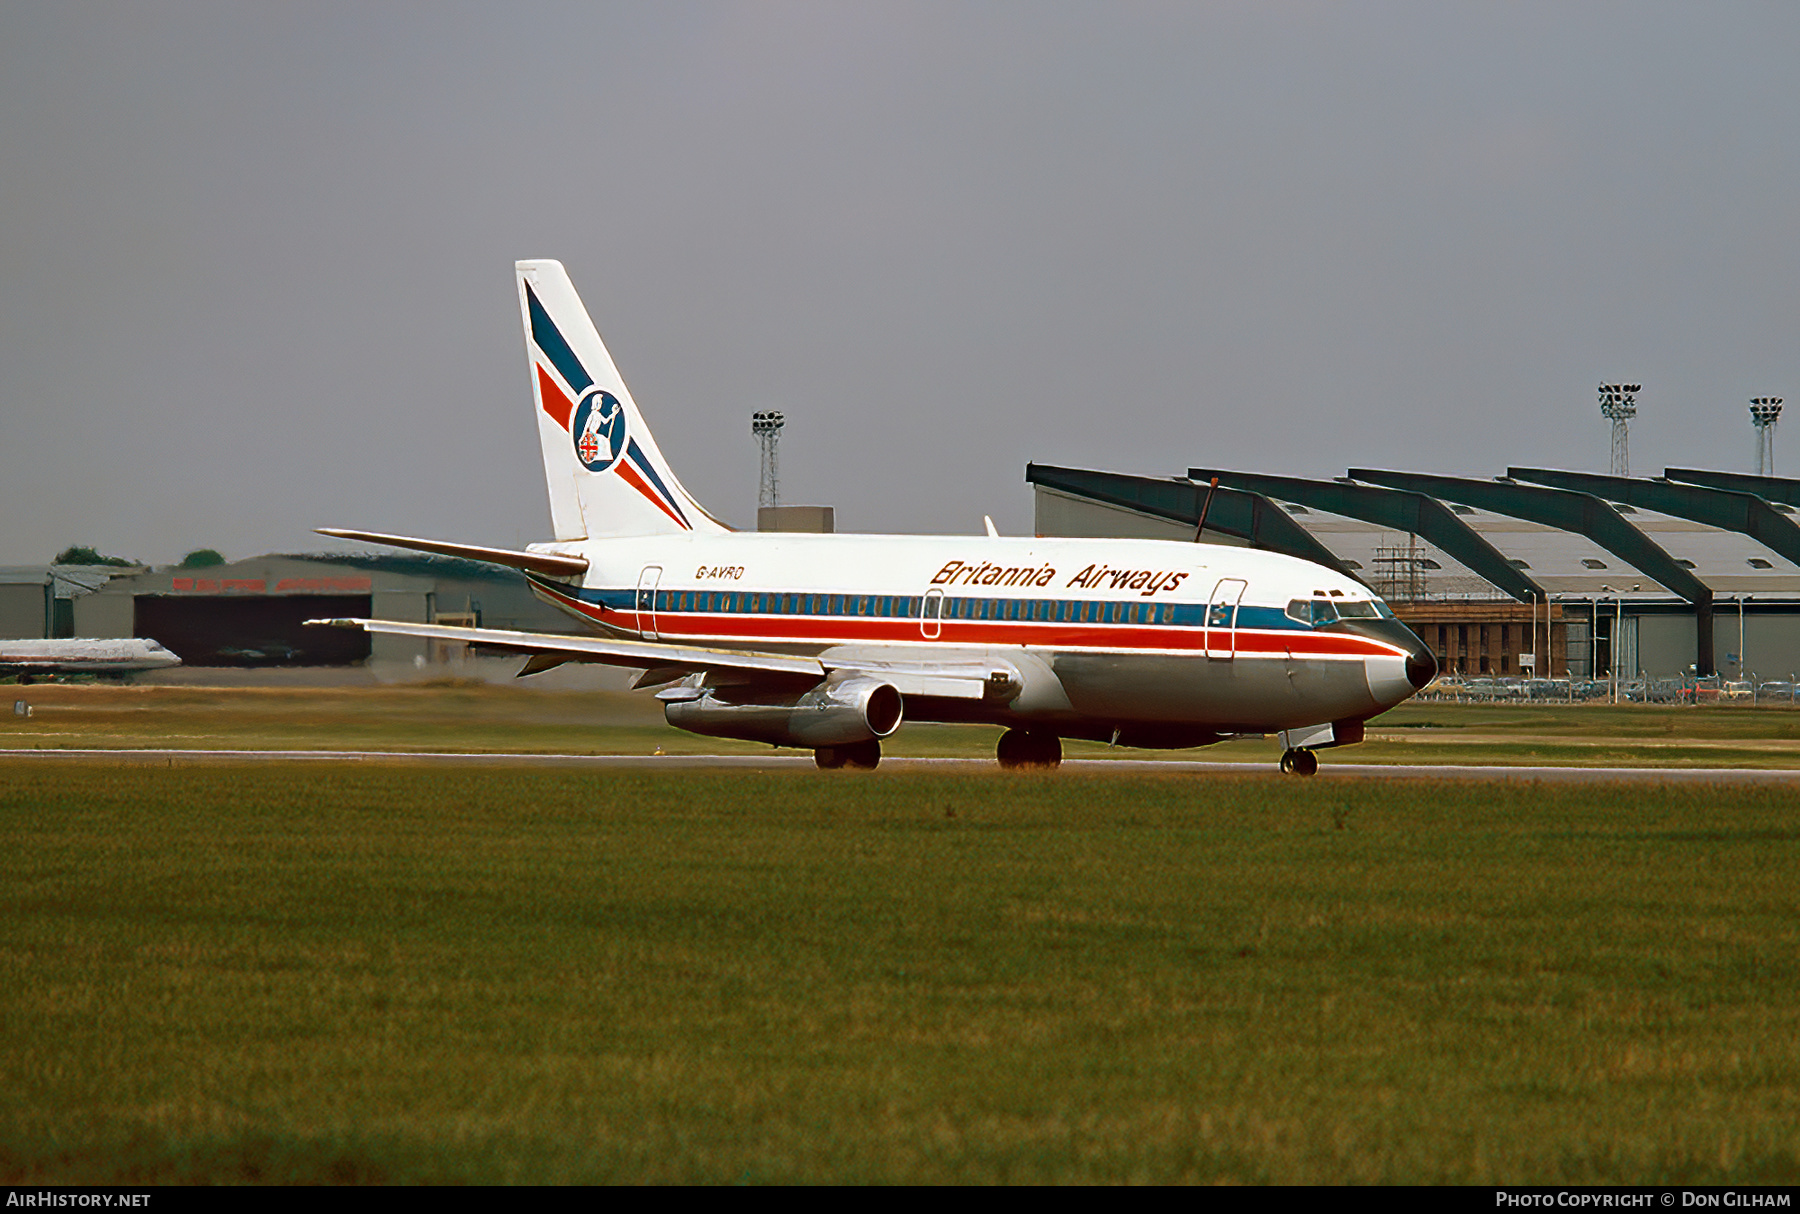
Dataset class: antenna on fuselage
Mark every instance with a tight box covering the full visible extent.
[1193,477,1219,542]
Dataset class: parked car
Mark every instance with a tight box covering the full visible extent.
[1755,680,1797,705]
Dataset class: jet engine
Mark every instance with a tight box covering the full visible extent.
[662,674,904,748]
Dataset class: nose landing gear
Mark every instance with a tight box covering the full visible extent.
[1279,748,1318,777]
[996,728,1062,770]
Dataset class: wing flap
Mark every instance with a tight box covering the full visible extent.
[305,617,824,680]
[822,660,1014,700]
[305,619,1009,700]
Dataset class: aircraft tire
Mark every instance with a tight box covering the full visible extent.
[841,739,881,770]
[997,728,1062,770]
[1280,748,1318,777]
[814,746,847,770]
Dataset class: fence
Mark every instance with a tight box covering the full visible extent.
[1417,673,1800,706]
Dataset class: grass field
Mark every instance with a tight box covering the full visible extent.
[2,761,1796,1183]
[8,682,1800,768]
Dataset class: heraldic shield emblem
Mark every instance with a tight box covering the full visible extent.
[572,389,627,472]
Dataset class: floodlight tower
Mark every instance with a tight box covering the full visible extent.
[751,410,785,510]
[1750,397,1783,476]
[1598,383,1640,477]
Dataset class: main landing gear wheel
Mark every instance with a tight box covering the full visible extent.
[996,728,1063,770]
[815,739,881,770]
[1279,748,1318,777]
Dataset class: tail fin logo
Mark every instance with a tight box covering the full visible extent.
[525,279,694,531]
[572,390,626,472]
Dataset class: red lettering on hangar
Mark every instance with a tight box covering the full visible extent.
[171,578,268,592]
[273,576,373,592]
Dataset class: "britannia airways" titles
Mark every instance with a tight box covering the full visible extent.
[931,560,1189,597]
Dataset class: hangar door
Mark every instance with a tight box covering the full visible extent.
[134,594,373,666]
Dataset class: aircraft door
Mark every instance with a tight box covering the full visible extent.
[636,566,663,640]
[1205,578,1247,659]
[921,588,944,640]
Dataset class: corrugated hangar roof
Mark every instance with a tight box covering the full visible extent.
[1028,463,1800,603]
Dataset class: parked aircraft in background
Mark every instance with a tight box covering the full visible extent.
[313,261,1435,772]
[0,638,181,682]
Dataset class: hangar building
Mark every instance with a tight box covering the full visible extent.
[37,553,571,668]
[1030,463,1800,682]
[1,565,145,641]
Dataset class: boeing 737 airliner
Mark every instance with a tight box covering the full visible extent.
[312,260,1436,772]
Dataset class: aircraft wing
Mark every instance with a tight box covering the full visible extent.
[304,618,1005,699]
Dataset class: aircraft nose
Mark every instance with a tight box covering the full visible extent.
[1351,620,1439,707]
[1405,639,1439,690]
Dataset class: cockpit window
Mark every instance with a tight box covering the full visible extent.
[1288,596,1395,625]
[1287,598,1339,625]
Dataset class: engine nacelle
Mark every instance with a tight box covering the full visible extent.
[663,675,904,748]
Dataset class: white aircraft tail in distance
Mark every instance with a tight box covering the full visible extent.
[313,260,1436,773]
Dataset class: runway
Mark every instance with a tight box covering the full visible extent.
[4,747,1800,783]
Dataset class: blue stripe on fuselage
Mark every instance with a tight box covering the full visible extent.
[531,577,1316,633]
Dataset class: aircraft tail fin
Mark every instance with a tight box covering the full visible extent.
[516,260,728,539]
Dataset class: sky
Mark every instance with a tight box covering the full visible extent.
[3,2,1799,566]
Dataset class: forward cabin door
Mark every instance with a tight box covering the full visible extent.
[1205,578,1247,660]
[636,566,662,640]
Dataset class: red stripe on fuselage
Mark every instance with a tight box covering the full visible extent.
[643,615,1397,657]
[530,585,1401,659]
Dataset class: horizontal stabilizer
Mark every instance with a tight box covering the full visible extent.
[316,528,588,578]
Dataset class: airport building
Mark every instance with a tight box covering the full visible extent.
[2,554,568,668]
[0,565,145,641]
[1030,464,1800,683]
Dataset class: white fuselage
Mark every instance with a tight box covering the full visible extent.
[524,531,1428,737]
[0,637,181,673]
